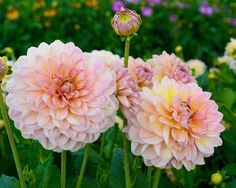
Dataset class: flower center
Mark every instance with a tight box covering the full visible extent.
[171,97,191,128]
[58,81,78,100]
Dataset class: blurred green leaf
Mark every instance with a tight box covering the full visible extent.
[0,175,20,188]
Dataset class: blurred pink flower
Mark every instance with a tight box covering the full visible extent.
[125,77,224,170]
[128,56,153,88]
[6,41,118,152]
[148,51,194,83]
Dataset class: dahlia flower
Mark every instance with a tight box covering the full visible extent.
[127,57,153,88]
[225,38,236,58]
[85,50,138,117]
[186,59,206,78]
[111,8,142,36]
[6,40,119,152]
[148,51,195,84]
[125,77,224,170]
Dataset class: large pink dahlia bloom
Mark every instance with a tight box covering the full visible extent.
[6,40,118,152]
[148,51,195,84]
[85,50,138,117]
[125,77,224,170]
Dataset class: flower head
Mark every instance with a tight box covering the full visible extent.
[85,50,138,117]
[128,57,153,88]
[141,7,153,17]
[199,3,213,17]
[0,56,8,81]
[6,41,118,152]
[186,59,206,78]
[7,7,19,21]
[112,0,125,12]
[125,77,224,170]
[211,172,223,185]
[148,51,194,84]
[111,8,142,36]
[225,38,236,58]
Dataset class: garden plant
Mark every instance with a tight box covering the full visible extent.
[0,1,236,188]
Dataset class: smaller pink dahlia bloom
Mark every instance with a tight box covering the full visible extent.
[127,57,153,88]
[6,41,118,152]
[148,51,195,84]
[125,77,224,170]
[85,50,138,117]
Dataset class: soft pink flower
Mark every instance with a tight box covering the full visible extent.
[148,51,195,83]
[128,57,153,88]
[6,41,118,152]
[125,77,224,170]
[85,50,138,117]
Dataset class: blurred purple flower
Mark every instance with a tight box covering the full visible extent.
[141,6,153,17]
[199,3,213,16]
[169,14,177,22]
[213,5,219,13]
[229,18,236,26]
[112,0,125,12]
[147,0,161,6]
[124,0,140,4]
[177,2,189,9]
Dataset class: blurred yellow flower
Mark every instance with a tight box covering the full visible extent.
[86,0,98,9]
[71,2,81,9]
[186,59,206,78]
[208,68,219,79]
[74,24,81,30]
[43,9,57,18]
[6,8,20,21]
[221,120,231,129]
[211,172,223,185]
[0,120,4,130]
[216,56,230,65]
[44,21,51,28]
[225,38,236,58]
[33,0,44,9]
[175,45,183,53]
[51,1,58,7]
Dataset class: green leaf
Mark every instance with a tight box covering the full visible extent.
[108,148,126,188]
[29,159,60,188]
[224,163,236,176]
[218,88,236,108]
[0,175,20,188]
[225,180,236,188]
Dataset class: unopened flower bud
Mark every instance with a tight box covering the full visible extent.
[111,8,142,36]
[175,45,183,53]
[211,172,223,185]
[0,57,8,81]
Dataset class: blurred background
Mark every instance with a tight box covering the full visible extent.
[0,0,235,65]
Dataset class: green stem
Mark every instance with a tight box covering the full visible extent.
[123,136,132,188]
[96,134,105,180]
[124,36,131,67]
[147,166,153,188]
[0,86,26,188]
[76,145,89,188]
[152,168,161,188]
[123,35,132,188]
[61,151,66,188]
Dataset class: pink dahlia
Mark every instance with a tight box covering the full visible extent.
[148,51,195,84]
[85,50,138,117]
[6,40,118,152]
[127,57,153,89]
[125,77,224,170]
